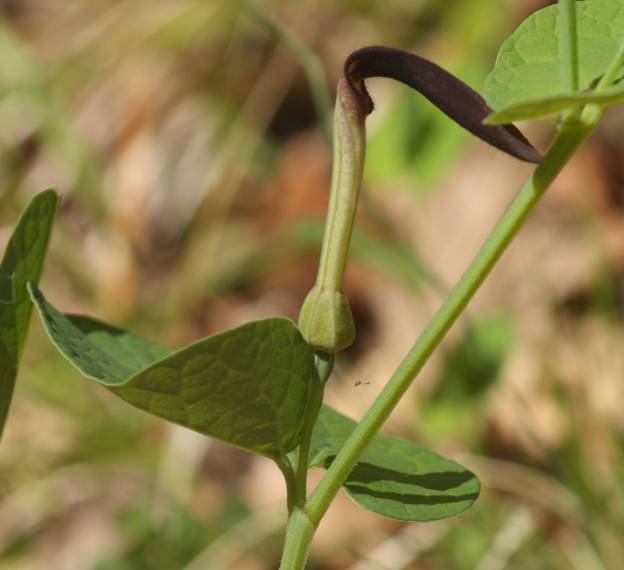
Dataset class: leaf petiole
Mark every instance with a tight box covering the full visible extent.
[276,455,297,514]
[595,37,624,91]
[292,352,333,507]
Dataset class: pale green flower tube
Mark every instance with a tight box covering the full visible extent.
[298,78,366,352]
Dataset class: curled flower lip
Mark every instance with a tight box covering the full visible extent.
[344,46,543,164]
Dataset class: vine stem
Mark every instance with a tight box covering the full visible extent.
[292,397,317,507]
[279,109,601,569]
[292,353,333,507]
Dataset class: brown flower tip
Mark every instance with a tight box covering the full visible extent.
[343,46,542,164]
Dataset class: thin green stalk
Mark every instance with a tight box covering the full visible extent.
[280,508,315,570]
[292,404,317,507]
[559,0,579,92]
[596,38,624,90]
[276,456,297,514]
[577,38,624,125]
[279,113,600,569]
[292,353,333,506]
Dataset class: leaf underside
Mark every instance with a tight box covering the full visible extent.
[0,189,58,438]
[29,284,318,460]
[310,406,480,521]
[485,0,624,111]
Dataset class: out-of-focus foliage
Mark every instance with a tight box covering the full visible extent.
[0,0,623,569]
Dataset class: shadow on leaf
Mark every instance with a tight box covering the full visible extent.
[346,462,477,491]
[345,484,479,506]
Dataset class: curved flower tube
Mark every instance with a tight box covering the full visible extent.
[299,46,542,354]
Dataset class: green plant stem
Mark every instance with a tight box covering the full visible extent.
[276,456,297,514]
[293,418,315,507]
[308,123,597,513]
[306,121,592,522]
[596,38,624,90]
[559,0,579,92]
[281,508,316,570]
[279,114,600,569]
[292,354,332,506]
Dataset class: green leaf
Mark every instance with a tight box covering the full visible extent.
[309,406,480,521]
[485,83,624,124]
[0,299,19,437]
[0,190,58,438]
[29,284,318,459]
[1,190,58,354]
[0,272,13,303]
[485,0,624,110]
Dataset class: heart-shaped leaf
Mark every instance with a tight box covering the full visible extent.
[309,406,480,521]
[485,82,624,124]
[485,0,624,110]
[0,190,58,438]
[29,284,318,459]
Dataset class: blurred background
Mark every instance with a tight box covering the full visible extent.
[1,0,623,568]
